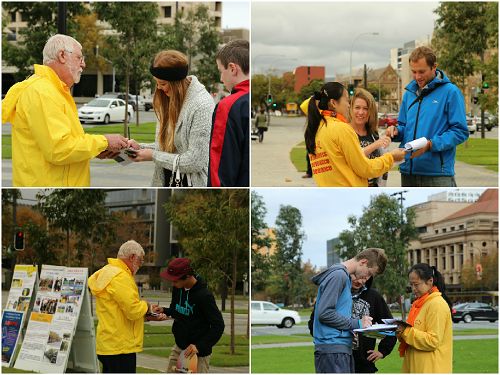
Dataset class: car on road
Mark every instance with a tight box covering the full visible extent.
[452,302,498,323]
[466,116,477,134]
[474,115,493,131]
[251,300,301,328]
[99,92,144,111]
[78,98,134,124]
[378,113,398,128]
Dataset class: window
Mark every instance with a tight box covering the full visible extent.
[450,226,455,231]
[442,228,447,233]
[482,242,487,247]
[10,12,16,22]
[459,224,464,230]
[163,6,172,18]
[263,302,278,311]
[251,303,260,310]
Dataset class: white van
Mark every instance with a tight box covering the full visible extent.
[251,300,301,328]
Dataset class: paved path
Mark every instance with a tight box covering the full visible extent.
[251,334,497,349]
[251,116,498,187]
[137,353,249,373]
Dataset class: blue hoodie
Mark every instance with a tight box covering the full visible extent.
[311,264,360,354]
[395,69,468,176]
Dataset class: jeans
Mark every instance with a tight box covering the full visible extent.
[401,174,457,187]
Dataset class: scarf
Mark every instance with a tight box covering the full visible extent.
[398,286,440,357]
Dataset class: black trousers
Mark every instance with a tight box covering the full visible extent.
[98,353,136,373]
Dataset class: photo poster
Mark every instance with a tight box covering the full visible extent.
[1,264,38,367]
[14,265,92,373]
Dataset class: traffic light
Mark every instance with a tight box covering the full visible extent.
[482,82,489,89]
[272,103,277,108]
[14,230,24,251]
[347,84,355,96]
[267,94,273,104]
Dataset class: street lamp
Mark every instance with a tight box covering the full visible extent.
[349,32,379,84]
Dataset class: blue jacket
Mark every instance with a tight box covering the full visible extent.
[395,69,468,176]
[311,264,359,353]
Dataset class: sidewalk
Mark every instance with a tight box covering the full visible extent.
[137,353,249,373]
[251,116,498,187]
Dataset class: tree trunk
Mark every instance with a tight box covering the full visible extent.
[230,248,237,355]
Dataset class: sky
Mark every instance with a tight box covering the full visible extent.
[222,1,250,29]
[253,188,487,269]
[252,1,439,76]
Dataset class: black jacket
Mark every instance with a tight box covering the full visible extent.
[162,276,225,357]
[353,278,397,373]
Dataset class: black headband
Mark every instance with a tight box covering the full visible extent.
[150,65,188,81]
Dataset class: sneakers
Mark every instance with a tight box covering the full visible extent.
[302,174,312,178]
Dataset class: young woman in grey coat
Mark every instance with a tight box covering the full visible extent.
[128,50,214,186]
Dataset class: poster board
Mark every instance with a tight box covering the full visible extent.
[1,264,38,367]
[14,265,98,373]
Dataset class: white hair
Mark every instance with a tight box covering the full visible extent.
[43,34,82,65]
[117,240,145,259]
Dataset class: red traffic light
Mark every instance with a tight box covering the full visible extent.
[14,231,24,251]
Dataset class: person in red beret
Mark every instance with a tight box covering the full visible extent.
[154,258,224,373]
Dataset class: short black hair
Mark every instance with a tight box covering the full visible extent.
[216,39,249,75]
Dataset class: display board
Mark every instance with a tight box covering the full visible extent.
[14,265,98,373]
[1,264,38,367]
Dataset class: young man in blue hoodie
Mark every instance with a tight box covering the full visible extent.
[387,46,468,187]
[311,248,387,373]
[154,258,224,373]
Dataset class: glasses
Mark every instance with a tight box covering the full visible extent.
[64,49,85,63]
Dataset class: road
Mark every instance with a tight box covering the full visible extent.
[251,116,498,187]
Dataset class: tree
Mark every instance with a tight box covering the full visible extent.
[461,252,498,291]
[433,2,498,116]
[336,194,418,302]
[2,2,87,80]
[92,2,159,133]
[269,205,305,306]
[36,189,109,267]
[298,79,325,103]
[164,190,249,354]
[251,191,272,294]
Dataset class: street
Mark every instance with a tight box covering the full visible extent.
[251,116,498,187]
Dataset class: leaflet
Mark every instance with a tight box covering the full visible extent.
[404,137,428,152]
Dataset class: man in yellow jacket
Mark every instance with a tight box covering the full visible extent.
[88,240,166,373]
[2,34,128,187]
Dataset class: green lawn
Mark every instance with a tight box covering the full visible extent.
[252,333,312,345]
[290,138,499,173]
[1,122,157,159]
[251,338,498,373]
[456,138,498,172]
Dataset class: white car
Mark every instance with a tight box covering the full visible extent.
[78,98,134,124]
[251,300,301,328]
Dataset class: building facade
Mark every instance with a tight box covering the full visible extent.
[407,190,498,298]
[293,66,325,93]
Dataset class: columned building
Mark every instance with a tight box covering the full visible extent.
[408,190,498,294]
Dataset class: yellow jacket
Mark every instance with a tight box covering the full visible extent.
[2,64,108,186]
[400,292,453,373]
[301,98,394,186]
[88,258,149,355]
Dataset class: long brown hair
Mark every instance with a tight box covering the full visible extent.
[350,88,378,135]
[152,50,190,152]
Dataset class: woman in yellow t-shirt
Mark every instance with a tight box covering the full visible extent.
[396,263,453,373]
[303,82,405,187]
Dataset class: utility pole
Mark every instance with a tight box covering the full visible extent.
[390,190,408,223]
[57,2,67,34]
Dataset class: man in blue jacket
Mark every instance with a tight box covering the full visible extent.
[387,46,468,187]
[312,248,387,373]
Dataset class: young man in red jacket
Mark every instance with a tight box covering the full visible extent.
[208,39,249,187]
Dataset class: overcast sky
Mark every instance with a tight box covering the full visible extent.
[253,188,487,269]
[222,1,250,29]
[252,1,439,76]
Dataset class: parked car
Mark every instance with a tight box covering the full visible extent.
[143,97,153,111]
[378,113,398,128]
[251,300,301,328]
[466,116,477,134]
[78,98,134,124]
[452,302,498,323]
[99,92,144,111]
[475,115,493,131]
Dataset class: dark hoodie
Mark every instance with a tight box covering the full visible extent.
[352,277,397,373]
[162,275,224,357]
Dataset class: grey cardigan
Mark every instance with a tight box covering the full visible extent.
[141,76,215,187]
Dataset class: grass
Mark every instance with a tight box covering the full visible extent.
[453,328,498,336]
[456,138,498,172]
[251,338,498,373]
[252,334,311,345]
[290,138,499,173]
[1,122,157,160]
